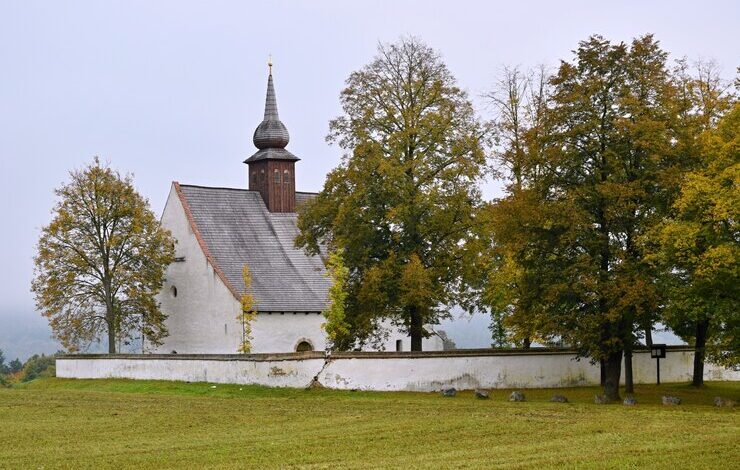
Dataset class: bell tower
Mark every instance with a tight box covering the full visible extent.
[244,60,299,213]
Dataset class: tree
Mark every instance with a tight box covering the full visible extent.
[238,266,257,353]
[483,65,552,348]
[655,103,739,385]
[486,35,680,400]
[0,349,7,375]
[32,159,175,353]
[8,358,22,374]
[322,249,351,350]
[20,354,56,382]
[297,37,488,350]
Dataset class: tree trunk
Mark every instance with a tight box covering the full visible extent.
[599,359,606,386]
[107,321,116,354]
[522,337,531,349]
[692,319,709,387]
[603,350,623,401]
[643,324,653,347]
[409,306,423,351]
[624,347,634,394]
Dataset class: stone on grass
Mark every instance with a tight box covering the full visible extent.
[714,397,736,408]
[475,389,490,400]
[550,395,568,403]
[441,387,457,397]
[623,396,637,406]
[662,395,681,406]
[594,395,610,405]
[509,391,525,402]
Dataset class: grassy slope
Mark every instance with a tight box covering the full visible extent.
[0,379,738,469]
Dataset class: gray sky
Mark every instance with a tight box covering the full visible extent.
[1,0,737,355]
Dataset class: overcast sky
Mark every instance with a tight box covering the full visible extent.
[1,0,738,352]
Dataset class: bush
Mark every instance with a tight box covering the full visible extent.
[0,373,9,388]
[8,358,22,374]
[21,354,56,382]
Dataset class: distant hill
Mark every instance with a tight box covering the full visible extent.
[0,310,61,362]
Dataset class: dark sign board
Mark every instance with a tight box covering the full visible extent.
[650,344,666,359]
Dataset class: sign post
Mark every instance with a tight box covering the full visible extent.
[650,344,667,385]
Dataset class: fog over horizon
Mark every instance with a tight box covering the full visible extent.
[3,0,736,360]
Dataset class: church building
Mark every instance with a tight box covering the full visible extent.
[155,66,444,354]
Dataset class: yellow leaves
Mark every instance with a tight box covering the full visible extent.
[31,158,175,353]
[238,265,257,353]
[399,253,435,313]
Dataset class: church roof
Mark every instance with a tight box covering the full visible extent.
[174,182,329,312]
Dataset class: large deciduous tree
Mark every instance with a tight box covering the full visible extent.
[655,103,739,385]
[296,37,488,350]
[483,65,552,349]
[485,35,682,400]
[32,159,175,353]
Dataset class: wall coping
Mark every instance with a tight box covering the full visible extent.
[57,346,695,362]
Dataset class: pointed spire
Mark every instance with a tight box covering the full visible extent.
[263,73,280,121]
[253,64,289,150]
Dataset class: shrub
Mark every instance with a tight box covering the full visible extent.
[21,354,57,382]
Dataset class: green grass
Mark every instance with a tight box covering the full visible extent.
[1,379,738,469]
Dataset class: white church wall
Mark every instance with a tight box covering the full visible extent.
[155,185,244,354]
[375,319,445,352]
[251,313,327,353]
[57,348,739,391]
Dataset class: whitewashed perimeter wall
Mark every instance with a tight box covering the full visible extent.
[57,349,739,392]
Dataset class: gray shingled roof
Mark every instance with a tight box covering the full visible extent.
[178,184,329,312]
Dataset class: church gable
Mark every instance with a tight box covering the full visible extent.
[174,182,330,313]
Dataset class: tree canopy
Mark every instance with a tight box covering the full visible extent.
[483,35,694,400]
[654,103,739,374]
[32,159,175,353]
[296,37,488,350]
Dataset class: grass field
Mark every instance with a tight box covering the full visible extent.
[1,379,738,469]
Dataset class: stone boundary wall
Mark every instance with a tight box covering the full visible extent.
[56,347,739,392]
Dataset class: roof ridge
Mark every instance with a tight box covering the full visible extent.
[176,182,315,195]
[176,183,254,192]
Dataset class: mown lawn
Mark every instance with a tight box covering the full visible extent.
[0,379,738,469]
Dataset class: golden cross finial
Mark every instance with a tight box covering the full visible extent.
[268,55,273,75]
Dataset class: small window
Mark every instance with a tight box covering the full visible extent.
[171,286,178,298]
[274,169,280,183]
[396,339,403,352]
[296,340,313,352]
[251,171,257,184]
[283,169,291,184]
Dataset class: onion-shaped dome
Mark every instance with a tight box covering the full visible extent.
[252,74,290,149]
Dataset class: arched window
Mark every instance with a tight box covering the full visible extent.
[250,171,257,185]
[273,169,280,183]
[295,340,313,352]
[170,286,178,298]
[283,169,291,184]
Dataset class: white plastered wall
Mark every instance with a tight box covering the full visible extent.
[57,349,739,391]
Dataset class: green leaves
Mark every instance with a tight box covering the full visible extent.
[656,104,739,366]
[297,37,488,349]
[322,250,351,350]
